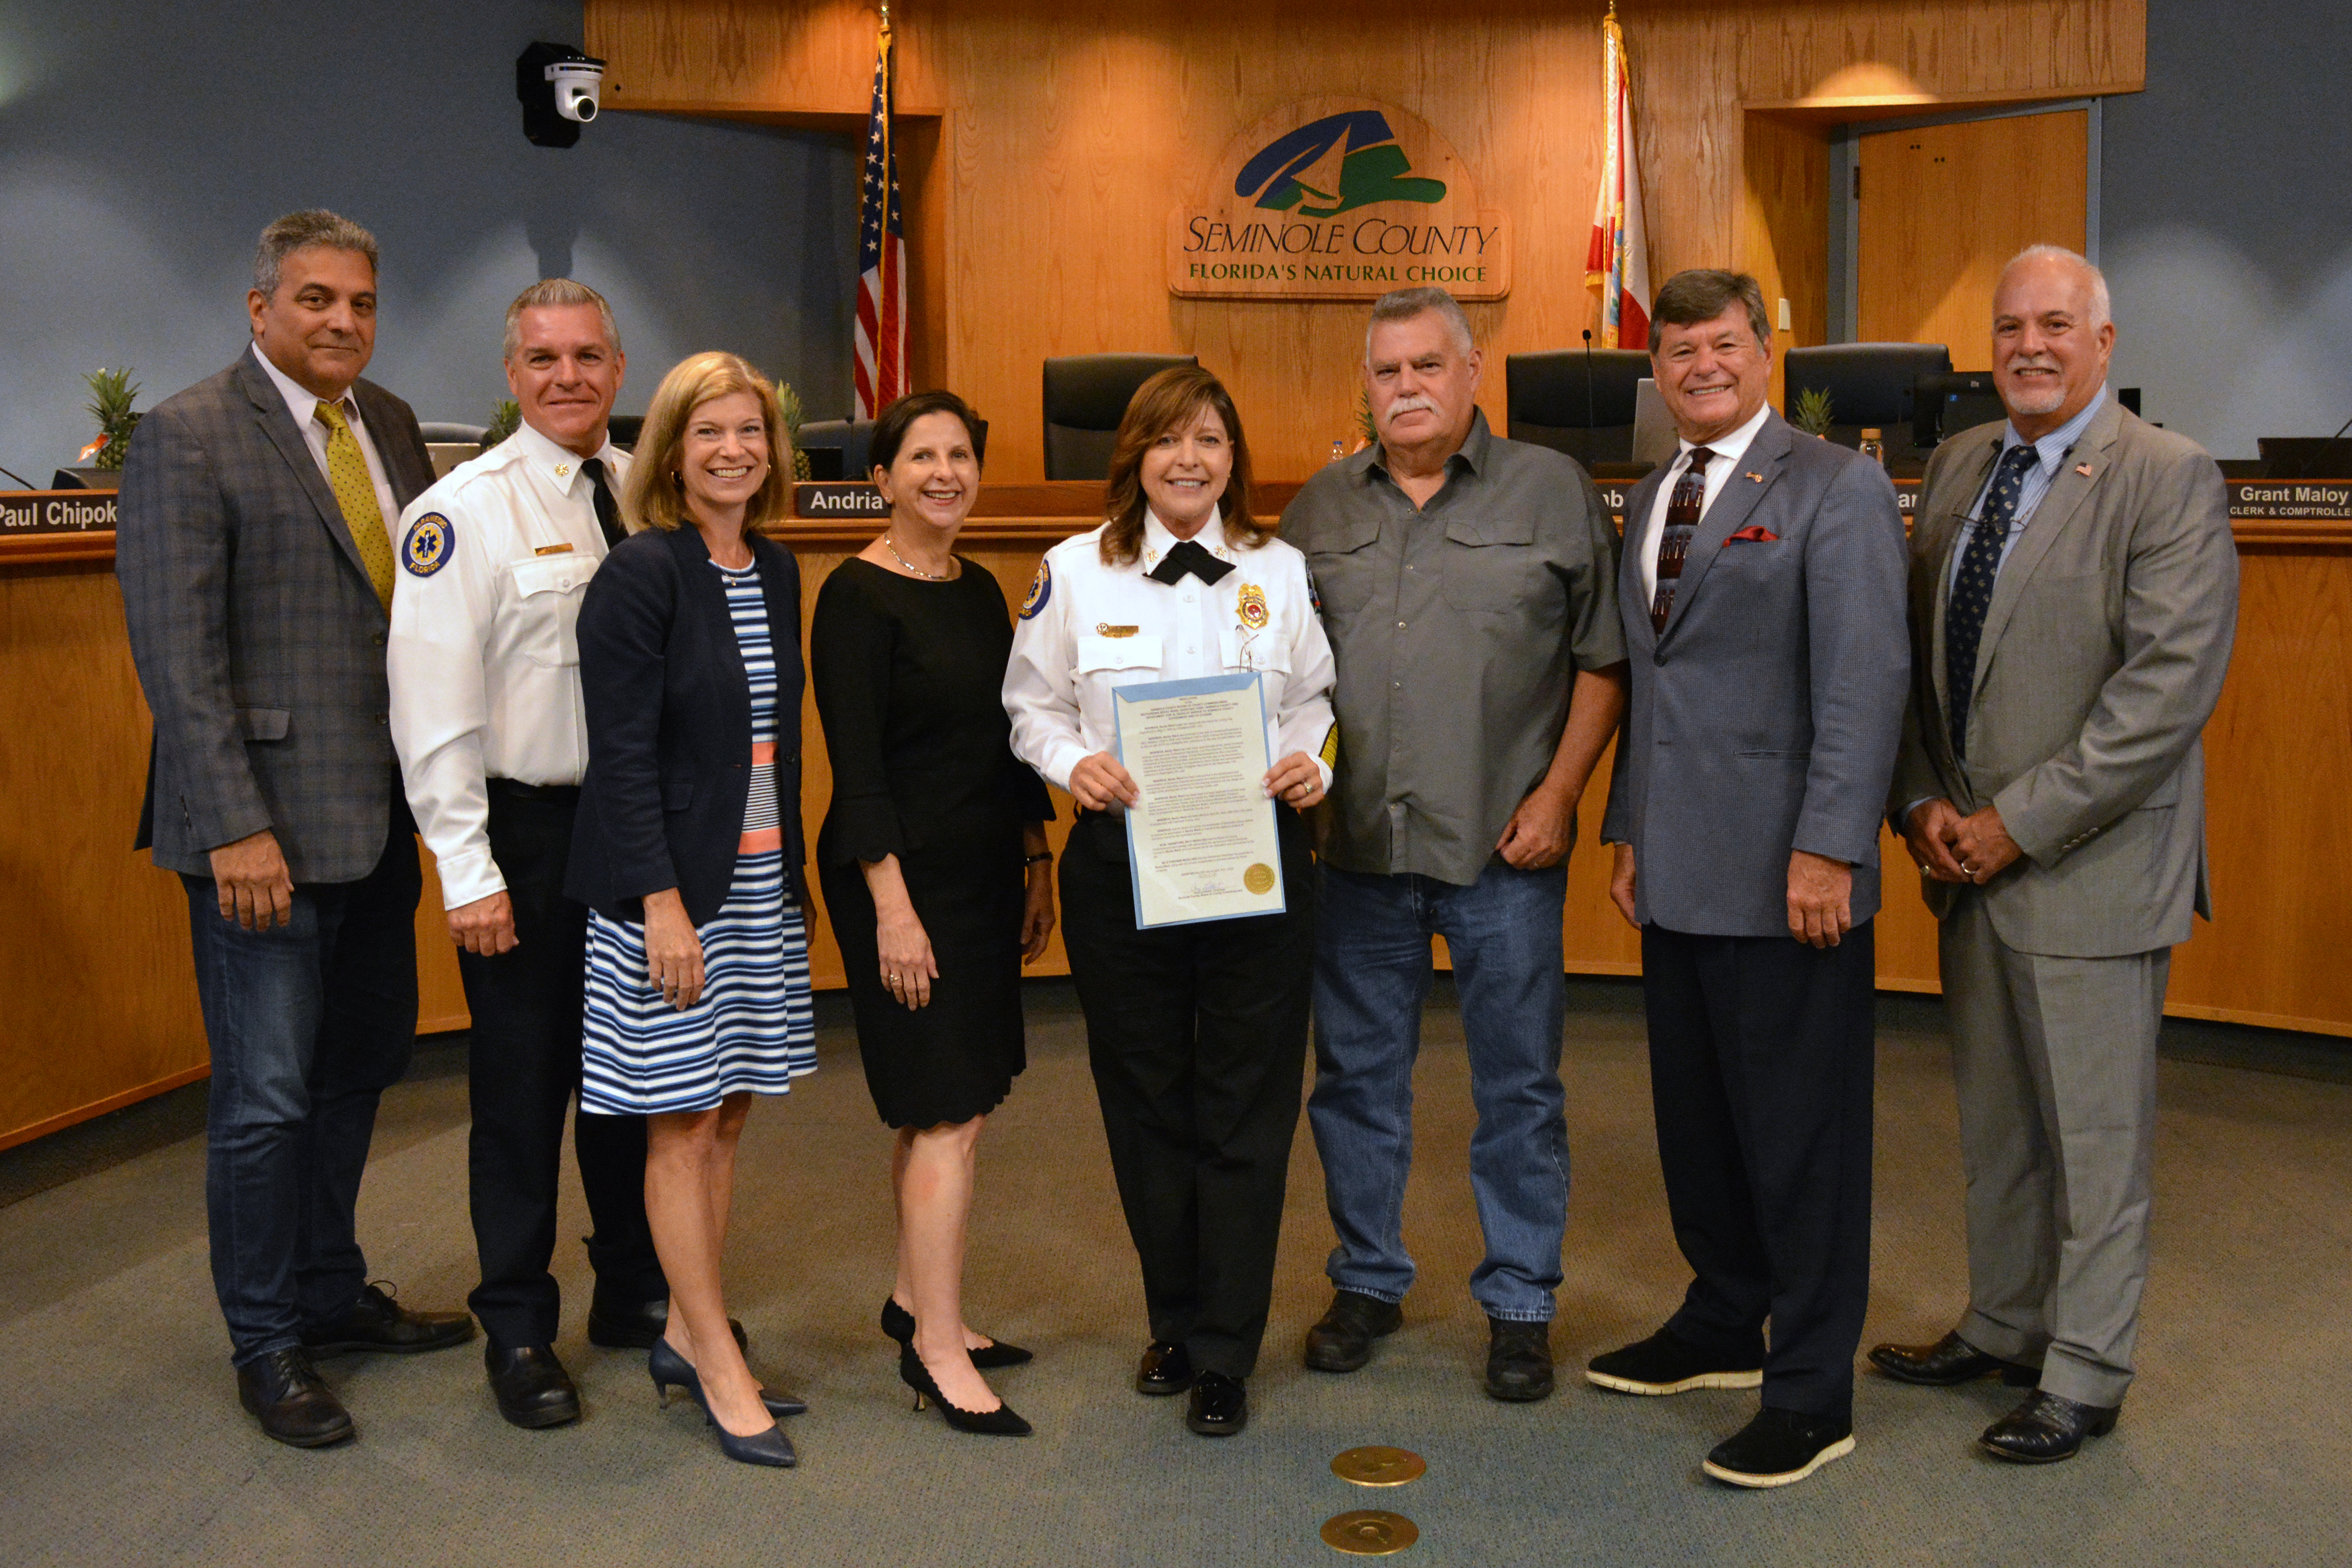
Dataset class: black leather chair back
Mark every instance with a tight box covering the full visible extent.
[1505,349,1652,464]
[1042,354,1198,480]
[1783,343,1952,454]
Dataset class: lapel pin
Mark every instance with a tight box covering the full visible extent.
[1746,471,1764,483]
[2074,463,2094,477]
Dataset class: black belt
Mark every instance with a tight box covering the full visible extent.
[486,777,582,801]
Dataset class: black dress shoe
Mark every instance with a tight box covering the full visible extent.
[1703,1407,1856,1488]
[237,1347,354,1448]
[586,1292,746,1353]
[486,1341,581,1429]
[300,1283,474,1356]
[1586,1326,1763,1396]
[1303,1290,1403,1373]
[1869,1330,2040,1388]
[1137,1340,1196,1396]
[1484,1318,1555,1402]
[1186,1370,1247,1436]
[1980,1389,2120,1464]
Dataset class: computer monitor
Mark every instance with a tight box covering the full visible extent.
[1912,373,2007,450]
[1631,379,1679,467]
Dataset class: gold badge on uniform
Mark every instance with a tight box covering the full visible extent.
[1096,623,1140,637]
[1242,862,1276,895]
[1236,582,1270,630]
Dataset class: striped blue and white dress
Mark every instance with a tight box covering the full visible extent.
[579,558,817,1114]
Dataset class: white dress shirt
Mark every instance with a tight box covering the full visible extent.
[1637,399,1775,606]
[1004,509,1337,798]
[388,421,627,909]
[249,342,399,548]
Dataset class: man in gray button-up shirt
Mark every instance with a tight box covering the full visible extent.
[1282,287,1628,1402]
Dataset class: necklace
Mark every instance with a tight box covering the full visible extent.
[882,531,951,580]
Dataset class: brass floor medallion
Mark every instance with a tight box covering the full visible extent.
[1321,1510,1418,1555]
[1330,1446,1427,1487]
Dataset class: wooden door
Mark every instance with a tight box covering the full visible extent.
[1857,111,2088,371]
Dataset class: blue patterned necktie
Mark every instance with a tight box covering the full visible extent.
[1649,446,1715,633]
[1944,443,2042,759]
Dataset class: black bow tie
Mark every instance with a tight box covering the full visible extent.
[1147,538,1234,586]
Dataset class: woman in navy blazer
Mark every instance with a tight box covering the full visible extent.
[567,352,812,1470]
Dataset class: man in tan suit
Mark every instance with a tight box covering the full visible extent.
[1869,246,2238,1463]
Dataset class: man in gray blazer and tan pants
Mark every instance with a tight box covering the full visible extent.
[118,210,472,1448]
[1588,270,1910,1488]
[1869,246,2238,1464]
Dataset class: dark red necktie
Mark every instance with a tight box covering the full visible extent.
[1649,446,1715,633]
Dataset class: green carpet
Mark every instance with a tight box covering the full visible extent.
[1,979,2346,1566]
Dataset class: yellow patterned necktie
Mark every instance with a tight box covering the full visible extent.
[314,399,394,611]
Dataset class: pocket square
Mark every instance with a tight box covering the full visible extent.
[1724,525,1780,544]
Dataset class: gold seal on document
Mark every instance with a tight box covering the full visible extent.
[1320,1511,1417,1555]
[1236,581,1271,629]
[1243,862,1276,895]
[1331,1446,1426,1487]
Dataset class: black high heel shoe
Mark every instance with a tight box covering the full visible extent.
[899,1343,1033,1436]
[648,1338,795,1468]
[880,1297,1034,1369]
[648,1337,807,1419]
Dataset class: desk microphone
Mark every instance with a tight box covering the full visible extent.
[0,461,38,490]
[1582,328,1597,462]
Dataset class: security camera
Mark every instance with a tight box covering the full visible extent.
[517,42,606,148]
[548,60,603,123]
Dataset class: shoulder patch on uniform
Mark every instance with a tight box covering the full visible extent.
[402,512,453,577]
[1019,559,1051,619]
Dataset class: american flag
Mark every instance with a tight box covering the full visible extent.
[853,15,906,420]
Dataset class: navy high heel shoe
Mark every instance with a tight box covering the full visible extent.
[879,1297,1034,1369]
[649,1338,795,1468]
[899,1343,1033,1436]
[648,1336,808,1420]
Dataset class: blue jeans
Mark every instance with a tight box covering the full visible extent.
[183,820,419,1365]
[1307,861,1570,1321]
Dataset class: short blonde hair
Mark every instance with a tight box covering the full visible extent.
[623,352,795,533]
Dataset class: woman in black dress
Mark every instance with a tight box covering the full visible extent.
[811,390,1054,1436]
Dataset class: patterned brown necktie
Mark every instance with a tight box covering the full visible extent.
[1649,446,1715,633]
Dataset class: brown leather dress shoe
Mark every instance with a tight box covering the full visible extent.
[1868,1330,2039,1388]
[238,1347,354,1447]
[301,1283,474,1356]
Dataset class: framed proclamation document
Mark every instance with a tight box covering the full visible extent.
[1110,672,1286,929]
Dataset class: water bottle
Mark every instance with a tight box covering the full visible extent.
[1858,428,1886,468]
[1330,439,1346,465]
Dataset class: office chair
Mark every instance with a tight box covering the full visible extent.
[1505,348,1651,465]
[1042,354,1198,481]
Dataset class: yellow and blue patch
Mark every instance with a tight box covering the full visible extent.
[1020,559,1052,619]
[402,512,453,577]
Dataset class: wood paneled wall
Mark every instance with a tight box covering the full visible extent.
[585,0,2143,478]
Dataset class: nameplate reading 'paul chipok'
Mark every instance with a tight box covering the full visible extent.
[1169,99,1512,302]
[0,492,118,534]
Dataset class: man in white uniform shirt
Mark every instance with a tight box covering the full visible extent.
[389,279,669,1429]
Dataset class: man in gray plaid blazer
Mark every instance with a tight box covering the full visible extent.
[118,210,472,1448]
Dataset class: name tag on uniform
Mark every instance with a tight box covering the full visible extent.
[1096,623,1140,637]
[533,543,575,555]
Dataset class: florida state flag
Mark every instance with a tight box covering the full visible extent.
[1586,4,1652,349]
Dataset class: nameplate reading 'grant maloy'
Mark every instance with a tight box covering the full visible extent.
[791,483,889,519]
[2227,480,2352,519]
[1170,99,1511,302]
[1,491,117,534]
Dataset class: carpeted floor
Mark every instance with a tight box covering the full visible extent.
[2,978,2347,1567]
